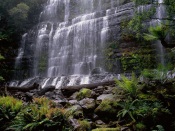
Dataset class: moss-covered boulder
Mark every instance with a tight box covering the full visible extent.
[79,98,96,110]
[65,105,83,119]
[95,99,119,121]
[76,88,94,100]
[76,120,92,131]
[96,94,120,105]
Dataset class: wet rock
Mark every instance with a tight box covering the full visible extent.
[93,86,105,95]
[96,94,117,104]
[103,86,115,94]
[91,67,105,75]
[69,100,78,105]
[69,118,80,130]
[79,98,96,110]
[45,91,55,98]
[121,127,131,131]
[69,92,79,100]
[95,120,106,125]
[66,105,83,119]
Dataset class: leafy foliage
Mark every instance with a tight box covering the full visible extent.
[127,7,156,39]
[141,64,173,83]
[117,99,138,122]
[115,73,138,98]
[0,96,23,130]
[76,88,92,100]
[143,25,168,41]
[9,97,72,131]
[9,3,30,29]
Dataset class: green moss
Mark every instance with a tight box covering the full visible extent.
[92,127,120,131]
[136,123,146,131]
[77,120,91,131]
[138,93,158,101]
[0,96,23,130]
[95,100,118,120]
[76,88,93,100]
[65,105,83,118]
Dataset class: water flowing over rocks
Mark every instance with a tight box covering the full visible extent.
[10,0,134,88]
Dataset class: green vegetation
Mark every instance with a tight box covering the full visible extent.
[76,88,93,100]
[114,73,174,130]
[141,64,173,83]
[9,97,71,131]
[0,0,46,42]
[95,99,118,121]
[144,25,168,41]
[115,73,138,98]
[76,120,91,131]
[0,97,72,131]
[0,96,23,130]
[0,0,47,81]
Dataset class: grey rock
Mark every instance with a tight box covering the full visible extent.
[69,100,78,105]
[97,94,116,102]
[95,120,106,125]
[79,98,96,109]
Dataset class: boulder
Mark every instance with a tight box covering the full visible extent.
[79,98,96,110]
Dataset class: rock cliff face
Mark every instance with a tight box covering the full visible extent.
[11,0,134,88]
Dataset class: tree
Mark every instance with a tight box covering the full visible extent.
[9,3,29,31]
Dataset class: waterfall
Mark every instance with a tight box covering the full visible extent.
[10,0,134,88]
[137,0,167,65]
[155,0,166,65]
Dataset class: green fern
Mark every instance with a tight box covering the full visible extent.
[115,73,138,98]
[117,99,139,122]
[144,25,168,41]
[8,97,72,131]
[0,96,23,130]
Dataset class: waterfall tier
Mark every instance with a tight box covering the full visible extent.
[11,0,134,88]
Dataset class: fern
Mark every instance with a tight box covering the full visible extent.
[143,25,168,41]
[8,97,72,131]
[115,73,138,98]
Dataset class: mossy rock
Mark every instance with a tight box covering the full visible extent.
[138,93,158,101]
[95,99,119,121]
[65,105,83,118]
[76,88,93,100]
[111,87,125,95]
[135,123,146,131]
[92,127,120,131]
[76,120,91,131]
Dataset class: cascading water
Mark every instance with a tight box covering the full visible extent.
[156,0,166,65]
[137,0,167,65]
[10,0,134,88]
